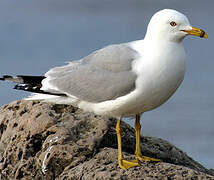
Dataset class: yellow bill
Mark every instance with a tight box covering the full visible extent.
[182,27,208,38]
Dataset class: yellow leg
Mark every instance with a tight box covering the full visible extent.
[116,118,139,170]
[135,114,161,162]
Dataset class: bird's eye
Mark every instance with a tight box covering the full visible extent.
[170,21,177,27]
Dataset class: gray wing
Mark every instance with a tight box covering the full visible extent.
[44,44,139,103]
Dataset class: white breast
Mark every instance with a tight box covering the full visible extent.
[131,40,186,112]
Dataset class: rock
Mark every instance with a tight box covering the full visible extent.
[0,100,213,180]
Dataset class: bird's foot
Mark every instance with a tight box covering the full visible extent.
[136,154,161,162]
[118,159,139,170]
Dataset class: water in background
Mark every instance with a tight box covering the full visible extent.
[0,0,213,169]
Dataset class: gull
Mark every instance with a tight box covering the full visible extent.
[0,9,208,170]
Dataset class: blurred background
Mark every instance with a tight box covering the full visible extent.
[0,0,213,169]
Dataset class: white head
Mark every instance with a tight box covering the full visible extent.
[145,9,207,43]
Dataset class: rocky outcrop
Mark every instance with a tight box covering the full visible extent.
[0,100,213,179]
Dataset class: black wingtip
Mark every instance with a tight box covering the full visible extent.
[16,75,46,84]
[0,75,46,84]
[1,74,66,97]
[0,75,12,81]
[14,83,67,96]
[3,75,13,78]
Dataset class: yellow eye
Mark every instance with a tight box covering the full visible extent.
[170,21,177,27]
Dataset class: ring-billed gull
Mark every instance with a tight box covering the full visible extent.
[0,9,208,170]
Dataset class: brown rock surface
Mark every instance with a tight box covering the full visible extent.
[0,100,213,180]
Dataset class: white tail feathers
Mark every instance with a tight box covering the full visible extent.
[25,93,78,105]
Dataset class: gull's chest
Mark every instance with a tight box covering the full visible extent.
[133,43,186,111]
